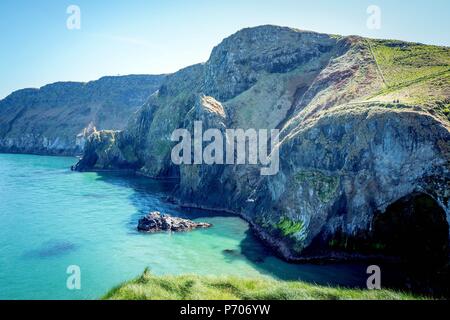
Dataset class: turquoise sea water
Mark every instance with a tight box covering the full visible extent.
[0,153,368,300]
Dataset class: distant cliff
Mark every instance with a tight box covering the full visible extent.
[0,74,166,155]
[75,26,450,261]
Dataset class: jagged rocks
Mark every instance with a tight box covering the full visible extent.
[74,25,450,262]
[137,211,212,233]
[75,122,97,151]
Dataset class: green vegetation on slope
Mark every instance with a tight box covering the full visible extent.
[276,216,305,237]
[370,40,449,87]
[367,39,450,109]
[103,269,421,300]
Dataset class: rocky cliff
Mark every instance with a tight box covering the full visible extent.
[74,25,450,262]
[0,74,166,155]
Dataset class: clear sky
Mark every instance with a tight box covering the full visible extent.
[0,0,449,99]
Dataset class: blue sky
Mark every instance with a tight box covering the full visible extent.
[0,0,449,99]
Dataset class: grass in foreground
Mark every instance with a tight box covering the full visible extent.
[103,269,422,300]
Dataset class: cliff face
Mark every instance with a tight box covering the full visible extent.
[75,25,450,261]
[0,74,166,155]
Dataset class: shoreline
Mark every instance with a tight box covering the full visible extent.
[0,151,431,265]
[1,153,447,297]
[0,151,407,265]
[170,198,402,265]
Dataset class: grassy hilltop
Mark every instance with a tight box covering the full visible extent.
[367,39,449,119]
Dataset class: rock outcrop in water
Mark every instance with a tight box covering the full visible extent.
[137,212,212,232]
[74,25,450,261]
[0,75,166,155]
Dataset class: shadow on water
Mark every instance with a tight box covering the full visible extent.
[88,172,371,288]
[78,172,373,288]
[85,171,442,292]
[93,172,236,229]
[23,240,77,259]
[93,172,175,230]
[221,230,268,265]
[223,229,370,288]
[237,229,450,296]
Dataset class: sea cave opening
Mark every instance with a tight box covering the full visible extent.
[372,192,449,268]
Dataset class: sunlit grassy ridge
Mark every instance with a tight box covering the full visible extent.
[367,39,450,112]
[370,39,449,87]
[103,269,422,300]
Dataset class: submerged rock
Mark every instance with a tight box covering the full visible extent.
[137,211,212,233]
[23,240,77,258]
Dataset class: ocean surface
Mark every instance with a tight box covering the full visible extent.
[0,153,368,300]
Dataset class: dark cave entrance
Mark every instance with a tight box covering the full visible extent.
[321,192,450,296]
[372,192,449,267]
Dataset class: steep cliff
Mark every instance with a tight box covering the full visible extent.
[75,25,450,261]
[0,74,166,155]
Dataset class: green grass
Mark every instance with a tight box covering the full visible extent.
[366,39,450,108]
[103,269,423,300]
[369,39,450,88]
[366,39,450,107]
[443,105,450,121]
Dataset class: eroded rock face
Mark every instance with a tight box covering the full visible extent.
[246,107,450,260]
[205,25,337,101]
[137,212,212,232]
[0,75,166,155]
[75,25,450,261]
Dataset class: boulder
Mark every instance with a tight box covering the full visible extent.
[137,211,212,233]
